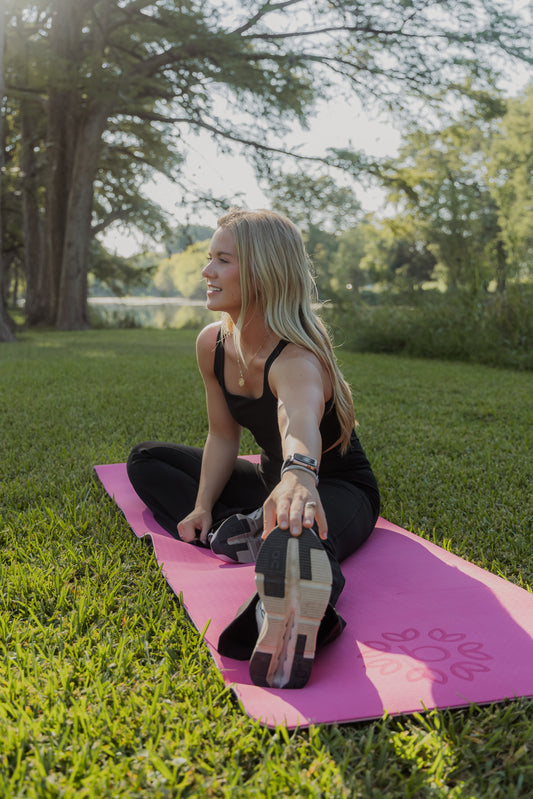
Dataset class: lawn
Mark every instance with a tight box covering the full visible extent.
[1,327,532,798]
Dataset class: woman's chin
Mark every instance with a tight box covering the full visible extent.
[205,294,221,310]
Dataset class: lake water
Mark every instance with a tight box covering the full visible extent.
[88,297,213,329]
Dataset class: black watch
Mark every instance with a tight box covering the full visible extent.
[281,453,319,475]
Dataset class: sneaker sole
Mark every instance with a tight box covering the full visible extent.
[210,517,262,563]
[250,527,332,689]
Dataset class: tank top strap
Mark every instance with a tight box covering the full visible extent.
[262,339,289,393]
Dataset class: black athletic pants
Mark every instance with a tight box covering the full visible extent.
[126,441,379,606]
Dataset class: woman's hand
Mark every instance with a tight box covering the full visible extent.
[177,507,213,545]
[262,469,328,541]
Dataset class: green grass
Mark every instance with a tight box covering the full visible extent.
[1,328,532,798]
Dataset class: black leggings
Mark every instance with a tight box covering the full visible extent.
[126,441,378,606]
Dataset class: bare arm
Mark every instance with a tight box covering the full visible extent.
[177,323,241,544]
[263,347,329,540]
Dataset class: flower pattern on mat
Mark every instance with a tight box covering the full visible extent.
[358,628,493,684]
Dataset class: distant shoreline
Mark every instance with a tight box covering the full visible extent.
[88,296,206,307]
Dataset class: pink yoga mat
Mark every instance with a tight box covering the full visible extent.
[95,460,533,728]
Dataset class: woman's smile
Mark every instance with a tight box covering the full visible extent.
[202,228,242,314]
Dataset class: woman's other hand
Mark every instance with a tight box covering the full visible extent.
[177,507,213,545]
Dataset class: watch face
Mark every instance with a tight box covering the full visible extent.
[293,454,318,467]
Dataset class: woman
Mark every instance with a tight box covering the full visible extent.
[127,208,380,689]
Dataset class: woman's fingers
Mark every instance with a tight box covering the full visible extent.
[263,496,328,540]
[177,509,212,544]
[261,497,278,538]
[262,472,328,541]
[302,500,318,528]
[314,504,328,540]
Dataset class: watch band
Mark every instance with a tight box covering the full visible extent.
[281,463,319,485]
[281,453,319,474]
[280,453,319,485]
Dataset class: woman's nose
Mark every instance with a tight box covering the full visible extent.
[201,260,213,278]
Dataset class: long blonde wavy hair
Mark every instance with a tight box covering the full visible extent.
[217,208,356,452]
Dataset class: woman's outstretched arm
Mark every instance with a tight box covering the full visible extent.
[263,346,329,541]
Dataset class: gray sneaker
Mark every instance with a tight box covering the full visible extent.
[208,508,264,563]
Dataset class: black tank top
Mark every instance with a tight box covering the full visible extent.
[214,330,342,456]
[213,330,380,508]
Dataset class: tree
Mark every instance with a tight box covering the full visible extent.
[329,222,372,296]
[152,240,210,299]
[0,5,15,342]
[488,85,533,288]
[380,86,533,294]
[382,118,506,292]
[88,241,157,298]
[4,0,533,329]
[164,224,213,257]
[266,172,361,293]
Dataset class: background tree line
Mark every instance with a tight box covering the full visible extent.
[91,86,533,304]
[1,0,532,344]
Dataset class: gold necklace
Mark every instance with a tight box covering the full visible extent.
[236,334,269,387]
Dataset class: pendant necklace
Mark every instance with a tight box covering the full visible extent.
[236,333,269,387]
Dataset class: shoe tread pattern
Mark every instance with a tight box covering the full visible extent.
[250,527,332,689]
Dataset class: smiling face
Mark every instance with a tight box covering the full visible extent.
[201,228,242,318]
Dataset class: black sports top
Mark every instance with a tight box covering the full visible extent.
[213,330,380,510]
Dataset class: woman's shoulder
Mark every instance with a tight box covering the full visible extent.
[196,321,223,374]
[271,341,333,401]
[271,341,325,383]
[276,341,319,367]
[196,321,222,351]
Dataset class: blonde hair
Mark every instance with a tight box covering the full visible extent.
[217,208,356,452]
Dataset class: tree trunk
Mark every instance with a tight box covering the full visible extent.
[21,102,47,325]
[56,105,109,330]
[44,90,82,328]
[39,0,84,327]
[0,4,15,342]
[0,240,16,341]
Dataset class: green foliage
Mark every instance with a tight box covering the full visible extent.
[354,217,438,293]
[488,85,533,277]
[152,240,210,299]
[329,224,371,294]
[384,125,501,292]
[378,87,533,294]
[4,0,533,330]
[326,86,533,303]
[267,174,361,235]
[165,225,214,256]
[88,303,213,331]
[326,286,533,370]
[265,172,362,293]
[88,241,158,298]
[1,328,532,796]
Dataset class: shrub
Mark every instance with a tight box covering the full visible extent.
[324,286,533,370]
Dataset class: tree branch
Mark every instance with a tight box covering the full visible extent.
[231,0,308,36]
[163,115,334,163]
[92,207,135,236]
